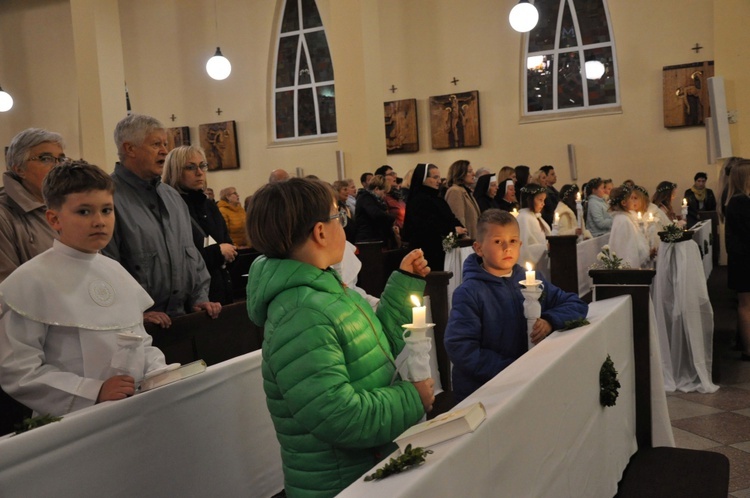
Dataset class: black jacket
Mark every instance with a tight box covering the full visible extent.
[404,186,463,271]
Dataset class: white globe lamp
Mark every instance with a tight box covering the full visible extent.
[0,86,13,112]
[206,47,232,81]
[509,0,539,33]
[585,60,606,80]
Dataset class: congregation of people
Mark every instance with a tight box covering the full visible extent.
[1,115,749,497]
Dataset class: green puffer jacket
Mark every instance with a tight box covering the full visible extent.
[246,256,426,497]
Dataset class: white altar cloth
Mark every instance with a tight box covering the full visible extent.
[0,350,283,498]
[691,220,713,280]
[576,234,609,296]
[339,296,673,498]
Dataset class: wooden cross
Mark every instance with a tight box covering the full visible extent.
[216,108,223,116]
[389,85,397,93]
[692,43,703,53]
[451,77,460,86]
[169,114,177,122]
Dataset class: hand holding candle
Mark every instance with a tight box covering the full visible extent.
[525,262,535,285]
[410,295,426,327]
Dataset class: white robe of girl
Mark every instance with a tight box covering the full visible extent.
[517,208,550,279]
[609,211,651,269]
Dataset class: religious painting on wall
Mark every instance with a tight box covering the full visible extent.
[662,61,714,128]
[428,91,481,149]
[384,98,419,154]
[198,120,240,170]
[167,126,190,151]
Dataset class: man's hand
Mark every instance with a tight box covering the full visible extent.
[193,301,222,319]
[144,311,171,328]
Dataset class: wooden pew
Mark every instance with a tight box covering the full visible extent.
[546,235,579,294]
[697,210,720,267]
[590,269,729,497]
[229,248,262,301]
[146,301,263,366]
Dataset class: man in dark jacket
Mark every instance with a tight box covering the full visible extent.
[684,171,717,228]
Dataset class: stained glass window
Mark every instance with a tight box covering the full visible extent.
[274,0,336,140]
[524,0,619,117]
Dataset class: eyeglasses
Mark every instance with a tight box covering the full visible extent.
[326,210,348,228]
[183,162,209,172]
[27,154,67,166]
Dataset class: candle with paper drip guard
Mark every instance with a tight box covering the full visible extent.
[400,295,434,381]
[519,262,544,348]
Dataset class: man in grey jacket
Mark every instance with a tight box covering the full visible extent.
[103,114,220,327]
[0,128,66,282]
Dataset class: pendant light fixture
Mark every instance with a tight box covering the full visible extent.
[509,0,539,33]
[206,0,231,80]
[0,84,13,112]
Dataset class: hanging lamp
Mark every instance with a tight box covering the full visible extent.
[509,0,539,33]
[0,84,13,112]
[206,1,231,80]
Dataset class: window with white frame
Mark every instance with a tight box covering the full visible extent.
[524,0,619,117]
[273,0,336,141]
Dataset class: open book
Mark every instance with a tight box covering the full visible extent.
[137,360,207,393]
[395,402,486,452]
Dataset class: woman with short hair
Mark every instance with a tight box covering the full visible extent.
[217,186,249,248]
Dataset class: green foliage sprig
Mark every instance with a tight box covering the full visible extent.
[364,444,433,481]
[590,245,629,270]
[599,355,621,407]
[14,414,62,435]
[561,318,590,331]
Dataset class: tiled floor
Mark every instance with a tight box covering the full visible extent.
[666,266,750,496]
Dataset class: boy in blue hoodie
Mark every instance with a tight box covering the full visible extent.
[445,209,588,402]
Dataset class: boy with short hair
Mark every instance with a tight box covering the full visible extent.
[0,160,167,417]
[445,209,588,402]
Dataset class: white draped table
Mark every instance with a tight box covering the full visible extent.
[339,296,673,498]
[0,350,283,498]
[690,220,713,280]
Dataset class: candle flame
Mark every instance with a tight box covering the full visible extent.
[525,262,532,271]
[410,295,421,307]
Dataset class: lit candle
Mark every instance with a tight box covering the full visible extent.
[511,208,519,217]
[525,262,535,285]
[682,198,688,207]
[410,295,426,327]
[648,212,654,222]
[576,192,581,202]
[554,212,560,224]
[637,211,642,221]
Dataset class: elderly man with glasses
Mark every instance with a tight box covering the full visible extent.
[0,128,67,282]
[102,114,219,328]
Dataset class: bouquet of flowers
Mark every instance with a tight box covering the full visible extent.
[442,232,459,252]
[658,223,692,243]
[590,245,629,270]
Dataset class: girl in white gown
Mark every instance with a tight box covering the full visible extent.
[554,184,592,238]
[607,186,653,269]
[517,183,551,278]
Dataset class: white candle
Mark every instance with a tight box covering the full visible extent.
[554,212,560,224]
[525,262,535,285]
[576,192,581,202]
[410,295,426,327]
[511,208,519,217]
[637,211,642,221]
[648,212,654,222]
[682,198,688,207]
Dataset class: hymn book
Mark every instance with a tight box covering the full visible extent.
[395,402,486,452]
[137,360,207,393]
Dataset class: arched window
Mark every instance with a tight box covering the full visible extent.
[523,0,619,119]
[273,0,336,141]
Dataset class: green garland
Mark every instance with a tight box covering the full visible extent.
[600,355,621,407]
[14,414,62,435]
[364,444,433,481]
[561,318,590,331]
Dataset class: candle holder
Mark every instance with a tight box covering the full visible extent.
[401,323,435,381]
[519,280,545,349]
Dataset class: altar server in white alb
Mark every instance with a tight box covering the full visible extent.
[0,161,167,417]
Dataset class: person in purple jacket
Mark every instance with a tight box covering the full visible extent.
[445,209,588,402]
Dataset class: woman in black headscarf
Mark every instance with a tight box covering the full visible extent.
[473,174,499,212]
[404,163,467,271]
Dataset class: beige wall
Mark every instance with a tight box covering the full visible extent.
[0,0,746,208]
